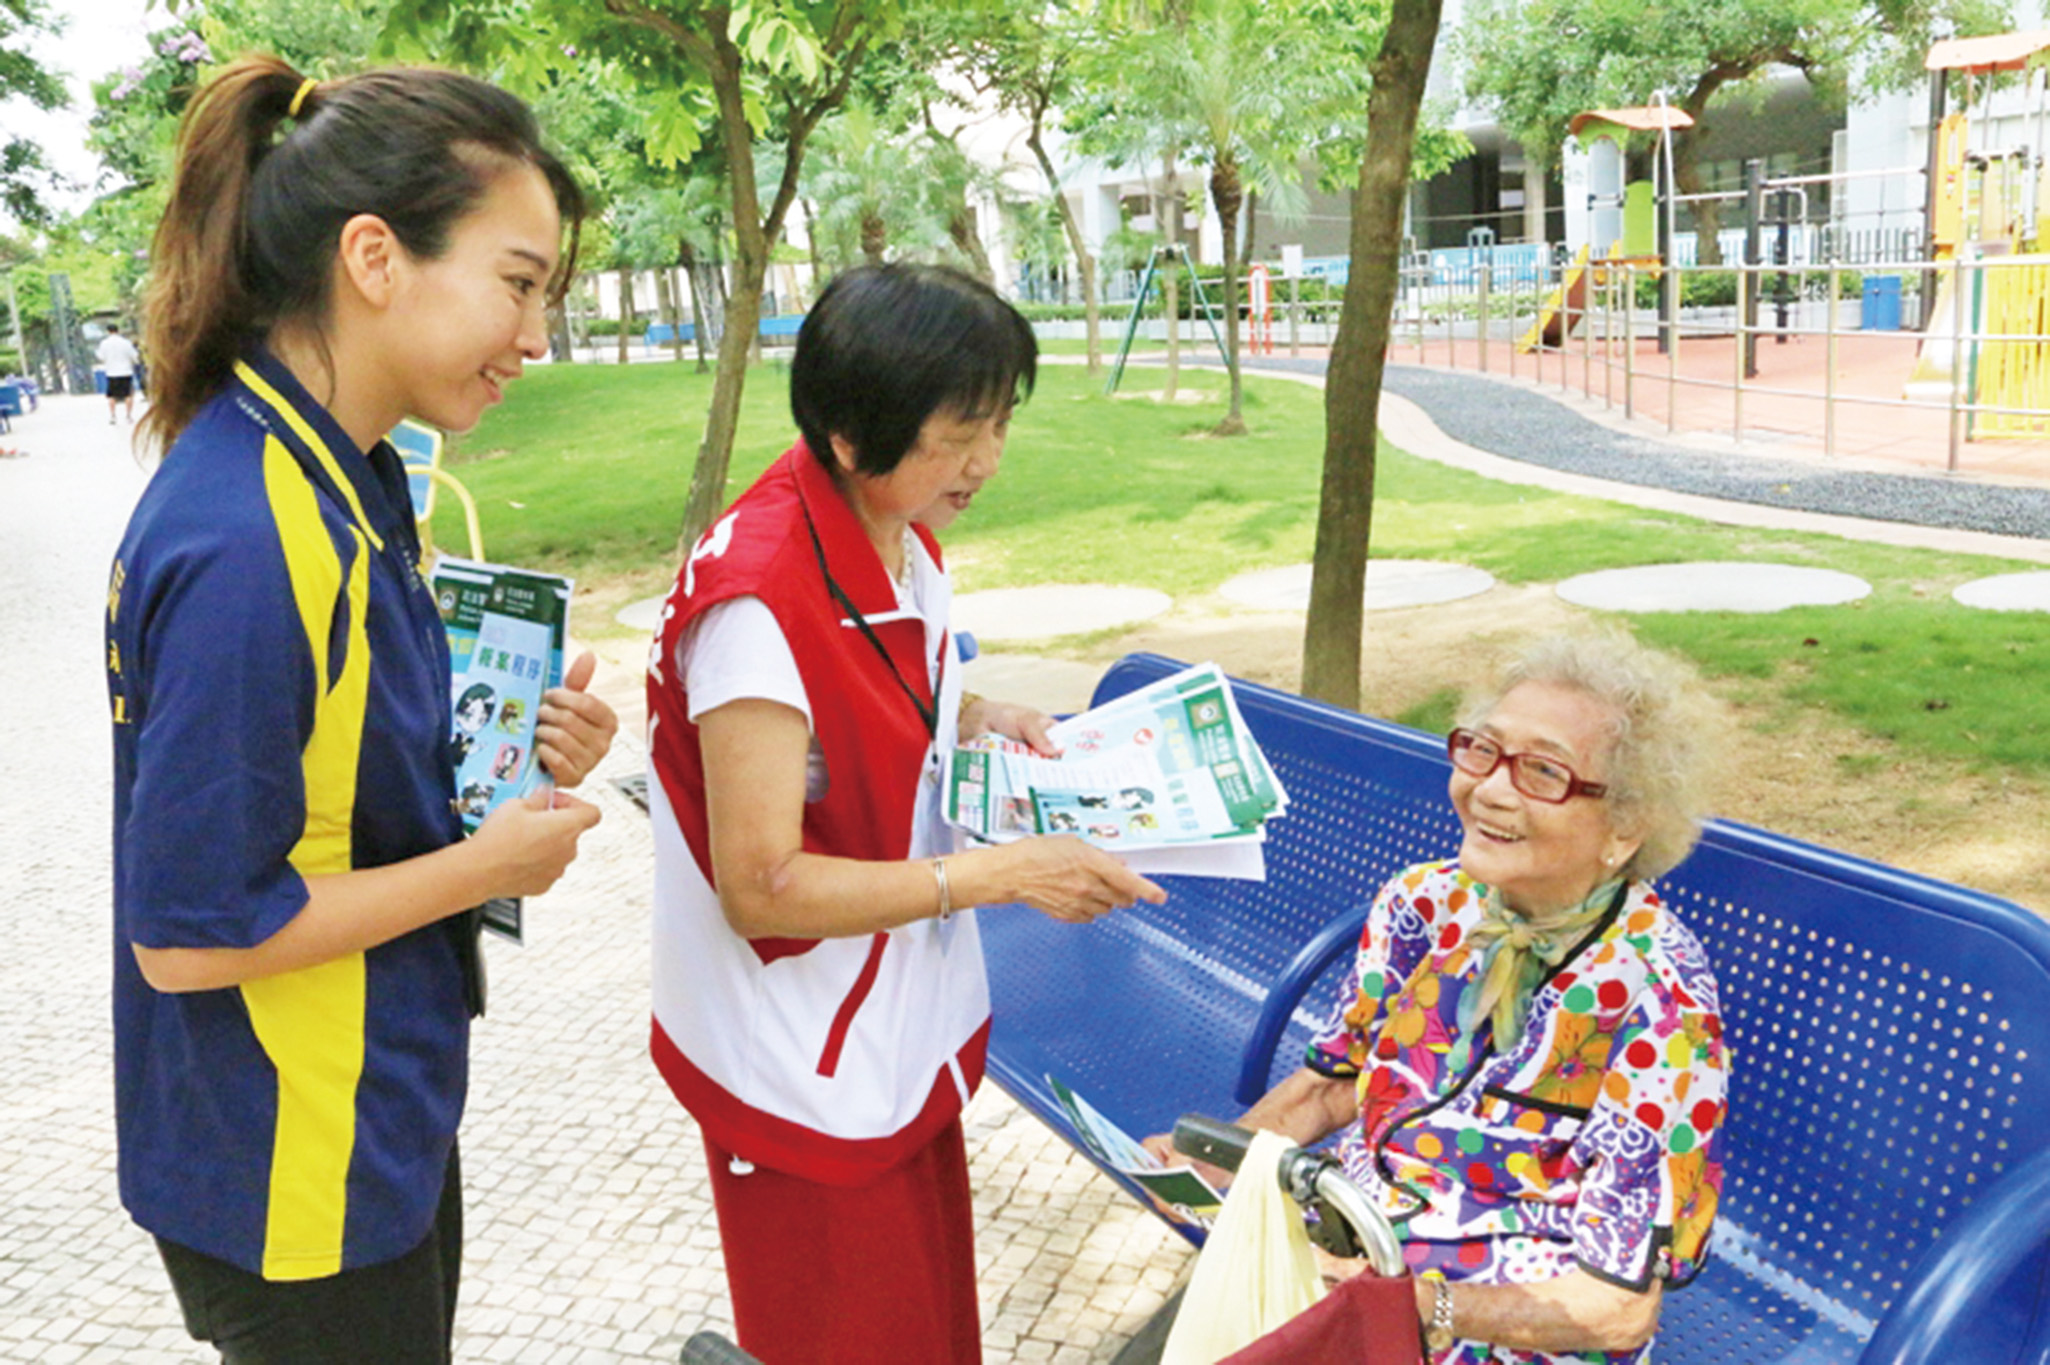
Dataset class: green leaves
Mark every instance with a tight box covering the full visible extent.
[733,10,824,81]
[1463,0,2016,170]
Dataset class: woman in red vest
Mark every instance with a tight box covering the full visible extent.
[647,264,1164,1362]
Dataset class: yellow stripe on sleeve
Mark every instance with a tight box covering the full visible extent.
[242,437,377,1280]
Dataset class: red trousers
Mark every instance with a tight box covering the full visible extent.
[705,1117,981,1365]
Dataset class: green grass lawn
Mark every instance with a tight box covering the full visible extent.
[441,358,2050,774]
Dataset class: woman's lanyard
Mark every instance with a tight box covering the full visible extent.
[800,501,939,740]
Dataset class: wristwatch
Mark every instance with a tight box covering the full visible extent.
[1424,1274,1456,1351]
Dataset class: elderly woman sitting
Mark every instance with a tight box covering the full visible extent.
[1146,631,1729,1363]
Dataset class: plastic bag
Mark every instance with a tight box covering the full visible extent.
[1160,1130,1325,1364]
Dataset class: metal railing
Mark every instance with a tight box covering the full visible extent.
[1391,248,2050,472]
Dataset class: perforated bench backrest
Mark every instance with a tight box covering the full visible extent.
[981,654,2050,1363]
[1660,831,2050,1357]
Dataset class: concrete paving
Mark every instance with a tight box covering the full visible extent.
[1555,562,1874,614]
[1218,560,1496,613]
[1953,570,2050,611]
[951,586,1173,644]
[963,654,1111,717]
[615,595,666,634]
[0,393,1191,1364]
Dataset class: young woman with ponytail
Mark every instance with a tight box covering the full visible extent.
[106,56,615,1362]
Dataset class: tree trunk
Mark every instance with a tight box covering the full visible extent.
[547,301,573,364]
[616,268,633,365]
[681,240,712,374]
[861,211,887,266]
[1211,151,1246,435]
[1026,127,1102,374]
[658,267,684,361]
[947,200,994,282]
[1301,0,1446,710]
[1161,148,1181,401]
[802,197,826,288]
[680,248,766,556]
[1244,188,1259,277]
[1674,64,1756,268]
[1672,126,1722,266]
[672,3,853,559]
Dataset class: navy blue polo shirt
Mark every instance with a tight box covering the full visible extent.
[108,348,469,1280]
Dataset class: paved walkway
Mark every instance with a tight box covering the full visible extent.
[1132,350,2050,565]
[0,394,1189,1364]
[1234,330,2050,488]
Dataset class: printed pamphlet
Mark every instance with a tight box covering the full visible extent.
[1048,1075,1222,1226]
[431,555,574,942]
[944,662,1286,880]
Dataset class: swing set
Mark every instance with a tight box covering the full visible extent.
[1104,242,1233,396]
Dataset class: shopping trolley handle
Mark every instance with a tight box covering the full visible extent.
[1171,1114,1407,1277]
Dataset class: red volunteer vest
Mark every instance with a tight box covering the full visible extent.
[646,444,988,1184]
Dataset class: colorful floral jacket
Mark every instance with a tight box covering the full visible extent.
[1306,861,1729,1365]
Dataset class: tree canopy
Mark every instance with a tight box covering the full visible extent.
[1462,0,2010,258]
[1,0,70,226]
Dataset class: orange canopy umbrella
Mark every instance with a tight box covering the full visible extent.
[1925,30,2050,74]
[1568,106,1697,138]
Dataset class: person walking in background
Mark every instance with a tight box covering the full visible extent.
[647,263,1165,1363]
[107,55,616,1364]
[96,321,142,424]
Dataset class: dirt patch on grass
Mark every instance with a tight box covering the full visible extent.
[1061,584,2050,914]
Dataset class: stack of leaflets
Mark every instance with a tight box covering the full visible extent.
[944,661,1286,879]
[431,555,574,942]
[1049,1075,1222,1227]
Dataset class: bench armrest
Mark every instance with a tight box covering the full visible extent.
[1234,903,1372,1106]
[1857,1144,2050,1364]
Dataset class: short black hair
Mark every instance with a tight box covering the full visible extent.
[791,263,1037,477]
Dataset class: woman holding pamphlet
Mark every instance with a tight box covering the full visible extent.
[647,263,1166,1362]
[105,57,615,1363]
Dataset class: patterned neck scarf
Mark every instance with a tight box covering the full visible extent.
[1451,878,1626,1068]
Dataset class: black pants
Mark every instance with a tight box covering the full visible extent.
[156,1144,463,1364]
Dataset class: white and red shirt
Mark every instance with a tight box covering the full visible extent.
[646,444,986,1185]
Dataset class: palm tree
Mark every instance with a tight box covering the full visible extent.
[1168,1,1323,434]
[803,101,948,267]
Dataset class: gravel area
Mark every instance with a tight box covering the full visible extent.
[1241,356,2050,540]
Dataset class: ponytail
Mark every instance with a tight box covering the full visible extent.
[141,57,302,453]
[141,56,585,452]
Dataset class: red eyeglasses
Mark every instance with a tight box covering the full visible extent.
[1446,728,1608,804]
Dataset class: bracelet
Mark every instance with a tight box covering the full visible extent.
[932,857,954,922]
[957,691,985,728]
[1423,1271,1455,1351]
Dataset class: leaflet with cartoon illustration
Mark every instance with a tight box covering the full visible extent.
[943,662,1285,879]
[1048,1074,1222,1226]
[431,555,573,941]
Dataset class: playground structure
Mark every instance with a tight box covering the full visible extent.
[1406,30,2050,460]
[1519,105,1689,353]
[1103,243,1233,396]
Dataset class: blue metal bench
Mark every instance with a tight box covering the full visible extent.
[644,315,806,351]
[981,652,2050,1365]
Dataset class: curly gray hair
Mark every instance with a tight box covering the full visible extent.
[1459,630,1727,881]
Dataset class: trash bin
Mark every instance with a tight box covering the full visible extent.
[1862,276,1902,331]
